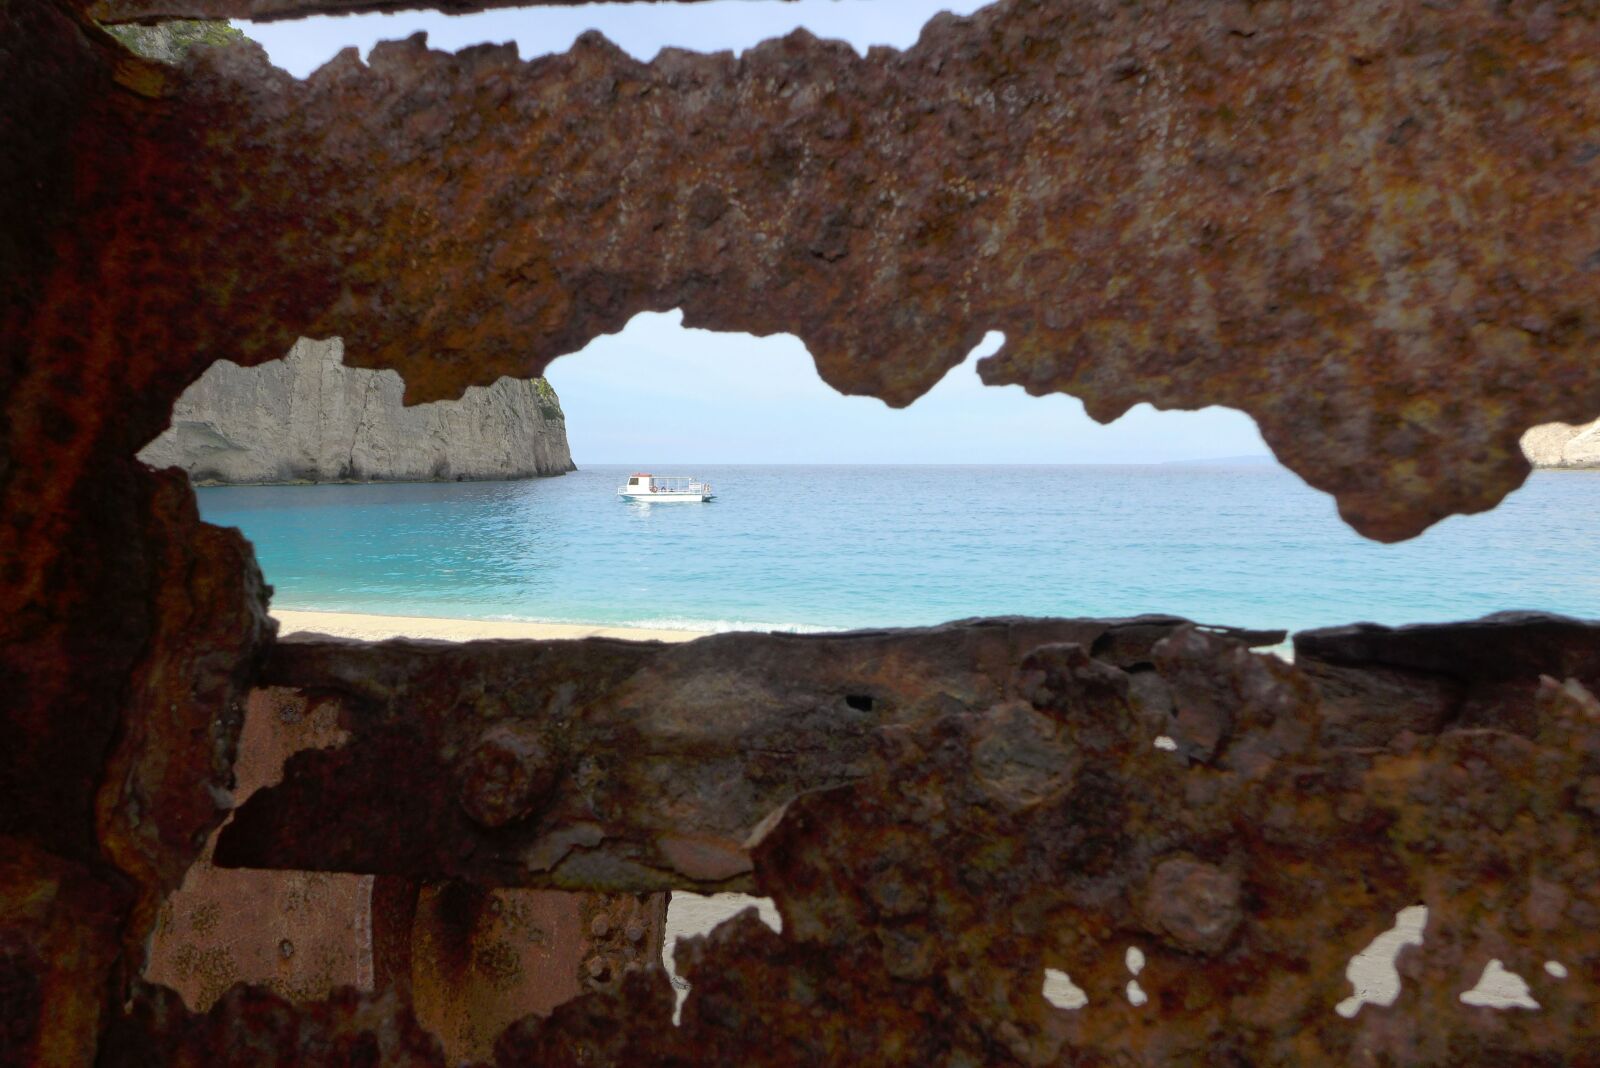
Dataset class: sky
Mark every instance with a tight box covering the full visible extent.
[241,2,1272,466]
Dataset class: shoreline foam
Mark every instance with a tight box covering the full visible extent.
[271,608,710,644]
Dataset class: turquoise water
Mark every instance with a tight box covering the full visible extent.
[196,465,1600,636]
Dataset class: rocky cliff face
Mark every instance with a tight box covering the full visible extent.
[102,18,244,64]
[1521,420,1600,469]
[139,338,575,483]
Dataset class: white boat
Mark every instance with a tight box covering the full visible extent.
[616,472,715,502]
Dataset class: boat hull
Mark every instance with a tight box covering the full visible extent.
[618,492,713,503]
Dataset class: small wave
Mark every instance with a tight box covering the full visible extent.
[273,602,362,614]
[473,612,835,634]
[624,617,836,635]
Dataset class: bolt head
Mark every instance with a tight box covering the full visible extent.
[1141,857,1242,956]
[458,723,558,828]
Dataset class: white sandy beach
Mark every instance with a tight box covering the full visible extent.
[272,608,710,644]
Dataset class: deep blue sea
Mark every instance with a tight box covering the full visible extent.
[196,465,1600,637]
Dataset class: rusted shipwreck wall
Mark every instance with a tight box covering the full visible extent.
[139,686,666,1063]
[2,0,1599,1063]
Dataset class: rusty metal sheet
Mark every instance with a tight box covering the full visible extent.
[142,688,370,1014]
[493,618,1600,1066]
[216,616,1276,889]
[9,0,1600,1061]
[2,8,272,1062]
[409,883,663,1062]
[139,674,670,1065]
[62,0,1600,541]
[0,838,130,1068]
[99,982,451,1067]
[208,613,1600,1062]
[90,0,717,23]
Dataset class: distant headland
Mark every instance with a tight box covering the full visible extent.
[139,338,575,485]
[1522,419,1600,470]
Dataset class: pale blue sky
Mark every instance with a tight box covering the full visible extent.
[243,2,1271,466]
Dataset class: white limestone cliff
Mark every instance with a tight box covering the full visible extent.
[139,338,575,484]
[1521,419,1600,470]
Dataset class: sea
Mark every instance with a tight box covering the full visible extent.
[195,464,1600,639]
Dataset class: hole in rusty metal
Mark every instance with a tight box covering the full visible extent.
[663,892,782,1025]
[1041,968,1086,1010]
[1459,960,1540,1011]
[1124,945,1148,1006]
[233,0,1005,79]
[1335,905,1427,1019]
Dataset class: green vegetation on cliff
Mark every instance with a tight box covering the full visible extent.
[104,20,244,64]
[532,377,565,422]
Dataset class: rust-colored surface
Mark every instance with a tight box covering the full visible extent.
[410,884,664,1062]
[90,0,688,23]
[2,9,272,1059]
[410,885,580,1062]
[493,616,1600,1066]
[216,618,1280,888]
[143,689,371,1011]
[7,0,1600,1061]
[141,686,669,1065]
[99,983,449,1067]
[145,866,375,1011]
[21,0,1600,542]
[0,838,127,1068]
